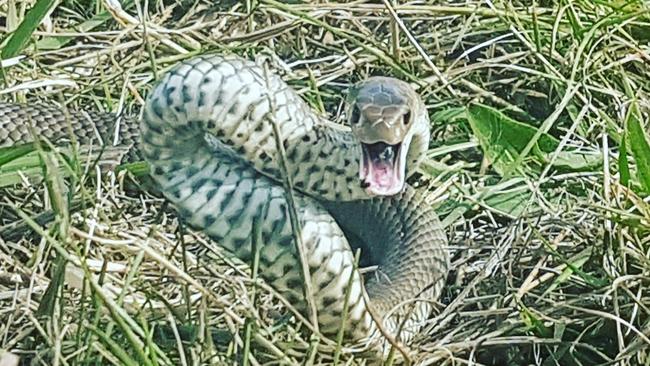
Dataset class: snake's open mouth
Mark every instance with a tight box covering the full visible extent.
[360,141,405,196]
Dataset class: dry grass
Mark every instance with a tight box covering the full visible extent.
[1,0,650,365]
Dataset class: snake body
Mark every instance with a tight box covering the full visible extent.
[1,54,448,346]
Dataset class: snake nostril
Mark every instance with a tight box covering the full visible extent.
[350,105,361,125]
[403,110,412,125]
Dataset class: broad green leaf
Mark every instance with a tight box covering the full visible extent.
[467,104,600,176]
[483,184,533,217]
[552,151,601,171]
[1,0,58,59]
[437,178,541,225]
[625,102,650,193]
[467,104,558,176]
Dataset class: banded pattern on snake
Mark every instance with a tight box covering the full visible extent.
[0,54,448,348]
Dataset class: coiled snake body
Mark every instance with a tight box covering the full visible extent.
[1,55,448,347]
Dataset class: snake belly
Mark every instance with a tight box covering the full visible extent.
[1,54,449,344]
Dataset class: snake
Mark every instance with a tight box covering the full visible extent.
[0,54,449,349]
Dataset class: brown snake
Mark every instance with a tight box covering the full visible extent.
[0,54,449,351]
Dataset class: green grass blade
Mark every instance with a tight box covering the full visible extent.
[0,144,36,166]
[86,326,140,366]
[1,0,58,59]
[625,101,650,193]
[35,0,135,50]
[36,13,113,50]
[35,255,67,317]
[619,132,631,187]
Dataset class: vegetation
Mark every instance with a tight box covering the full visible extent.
[1,0,649,365]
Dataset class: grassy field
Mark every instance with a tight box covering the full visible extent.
[1,0,650,365]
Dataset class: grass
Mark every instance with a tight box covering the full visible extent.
[1,0,650,365]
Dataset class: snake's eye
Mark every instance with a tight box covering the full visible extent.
[403,110,412,125]
[350,105,361,125]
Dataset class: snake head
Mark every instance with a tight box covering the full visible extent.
[347,77,427,196]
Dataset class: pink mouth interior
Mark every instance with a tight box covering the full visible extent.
[360,142,403,196]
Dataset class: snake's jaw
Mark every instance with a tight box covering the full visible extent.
[359,135,411,196]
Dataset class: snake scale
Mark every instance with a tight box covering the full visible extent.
[1,54,448,348]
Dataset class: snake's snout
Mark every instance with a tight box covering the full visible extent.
[348,77,420,197]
